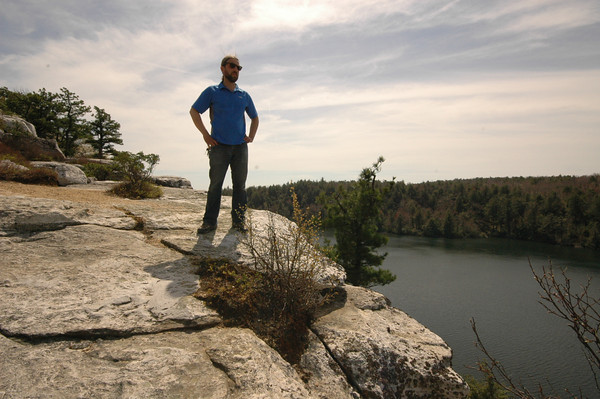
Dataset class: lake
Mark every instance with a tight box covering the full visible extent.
[368,235,600,397]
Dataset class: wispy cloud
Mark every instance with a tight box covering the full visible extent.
[1,0,598,188]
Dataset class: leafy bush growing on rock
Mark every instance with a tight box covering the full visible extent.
[81,161,121,181]
[464,374,508,399]
[194,189,336,363]
[108,151,162,199]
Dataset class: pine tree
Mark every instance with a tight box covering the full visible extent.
[57,88,91,156]
[90,106,123,158]
[322,156,396,287]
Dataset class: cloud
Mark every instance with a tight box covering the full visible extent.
[245,68,600,184]
[240,0,416,32]
[1,0,599,189]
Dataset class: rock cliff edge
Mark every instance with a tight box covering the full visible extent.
[0,181,469,398]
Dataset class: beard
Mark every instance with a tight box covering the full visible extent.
[224,72,238,83]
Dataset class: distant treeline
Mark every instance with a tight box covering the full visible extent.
[236,175,600,249]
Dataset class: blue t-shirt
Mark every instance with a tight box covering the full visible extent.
[192,82,258,145]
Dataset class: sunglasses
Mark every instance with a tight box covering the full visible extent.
[226,62,243,71]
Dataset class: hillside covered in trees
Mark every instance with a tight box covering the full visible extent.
[241,175,600,249]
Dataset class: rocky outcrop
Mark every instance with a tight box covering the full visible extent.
[0,132,66,161]
[0,113,66,161]
[0,182,469,398]
[313,286,467,398]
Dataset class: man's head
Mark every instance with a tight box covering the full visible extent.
[221,55,242,83]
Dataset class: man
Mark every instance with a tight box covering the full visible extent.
[190,55,259,234]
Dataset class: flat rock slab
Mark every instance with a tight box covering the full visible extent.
[0,224,220,338]
[0,328,314,399]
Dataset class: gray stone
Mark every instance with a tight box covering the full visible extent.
[0,159,29,173]
[73,139,96,158]
[0,195,135,235]
[0,224,220,338]
[31,161,88,185]
[0,113,37,136]
[298,330,360,399]
[153,175,193,189]
[203,328,313,398]
[0,113,66,160]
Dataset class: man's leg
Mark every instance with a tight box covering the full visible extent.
[230,143,248,227]
[203,145,232,226]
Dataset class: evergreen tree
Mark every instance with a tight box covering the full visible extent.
[322,157,396,287]
[443,212,455,238]
[57,88,91,156]
[90,106,123,158]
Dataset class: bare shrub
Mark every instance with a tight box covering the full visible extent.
[532,262,600,392]
[194,189,336,363]
[471,260,599,398]
[15,167,59,185]
[0,142,30,167]
[0,147,58,186]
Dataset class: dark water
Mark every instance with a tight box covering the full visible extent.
[368,236,600,398]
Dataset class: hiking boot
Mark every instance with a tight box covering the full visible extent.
[197,222,217,234]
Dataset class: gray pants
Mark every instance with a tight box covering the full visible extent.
[203,143,248,226]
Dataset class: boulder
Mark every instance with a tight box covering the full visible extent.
[0,113,37,136]
[0,132,66,161]
[0,113,66,161]
[73,138,96,158]
[0,183,469,398]
[31,161,88,186]
[153,175,193,189]
[0,159,29,174]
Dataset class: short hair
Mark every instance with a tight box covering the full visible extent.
[221,55,239,67]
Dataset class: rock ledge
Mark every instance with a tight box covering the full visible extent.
[0,182,468,398]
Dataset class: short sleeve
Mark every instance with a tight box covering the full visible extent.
[191,87,214,114]
[245,94,258,119]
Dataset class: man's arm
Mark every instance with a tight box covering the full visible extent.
[244,116,259,143]
[190,107,218,147]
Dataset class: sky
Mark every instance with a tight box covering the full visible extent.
[1,0,599,190]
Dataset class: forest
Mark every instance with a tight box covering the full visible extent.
[238,175,600,249]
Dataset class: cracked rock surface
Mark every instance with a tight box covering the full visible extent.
[0,181,468,398]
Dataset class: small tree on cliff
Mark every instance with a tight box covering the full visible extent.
[90,106,123,158]
[321,156,396,287]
